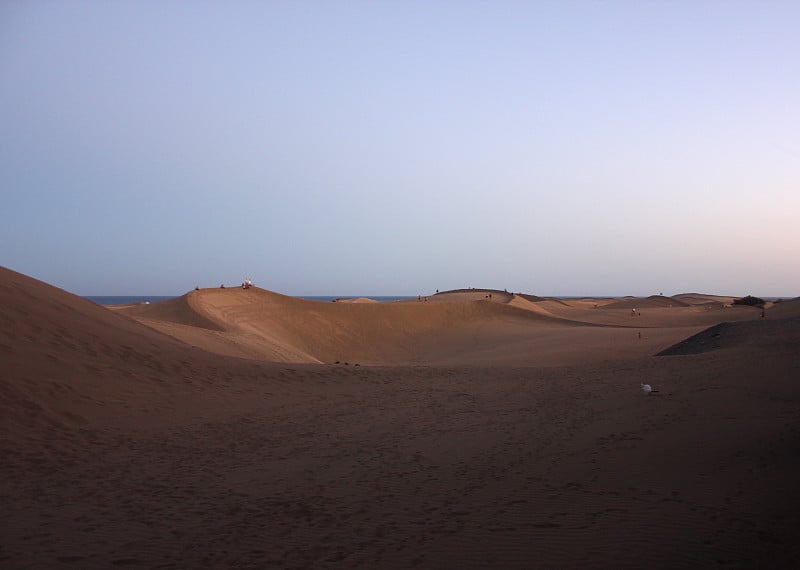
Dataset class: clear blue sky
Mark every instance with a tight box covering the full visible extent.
[2,1,798,296]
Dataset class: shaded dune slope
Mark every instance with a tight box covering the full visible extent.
[657,315,800,356]
[768,297,800,318]
[657,297,800,357]
[0,267,184,432]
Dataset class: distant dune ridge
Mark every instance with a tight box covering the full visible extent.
[600,294,691,310]
[1,265,799,568]
[118,285,578,365]
[112,284,762,366]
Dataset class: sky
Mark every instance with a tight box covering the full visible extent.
[1,1,798,297]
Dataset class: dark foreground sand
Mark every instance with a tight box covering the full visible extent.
[1,267,799,568]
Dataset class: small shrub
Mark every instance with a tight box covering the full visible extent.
[733,295,766,307]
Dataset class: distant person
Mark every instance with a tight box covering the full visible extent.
[220,284,225,288]
[761,309,765,319]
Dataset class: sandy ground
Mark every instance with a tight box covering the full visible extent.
[1,266,799,568]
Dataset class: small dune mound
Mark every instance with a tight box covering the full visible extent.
[673,293,737,306]
[601,295,690,310]
[431,288,515,303]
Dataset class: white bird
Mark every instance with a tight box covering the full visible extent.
[641,383,653,395]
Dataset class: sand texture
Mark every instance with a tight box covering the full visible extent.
[2,266,799,568]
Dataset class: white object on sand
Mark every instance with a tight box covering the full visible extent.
[641,383,653,395]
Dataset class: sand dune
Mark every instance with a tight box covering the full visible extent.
[118,287,577,365]
[2,266,799,568]
[114,286,760,366]
[601,294,691,309]
[673,292,738,305]
[431,288,516,303]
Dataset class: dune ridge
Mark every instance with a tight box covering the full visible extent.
[118,287,595,365]
[114,285,763,366]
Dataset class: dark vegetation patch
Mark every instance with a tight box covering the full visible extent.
[733,295,766,307]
